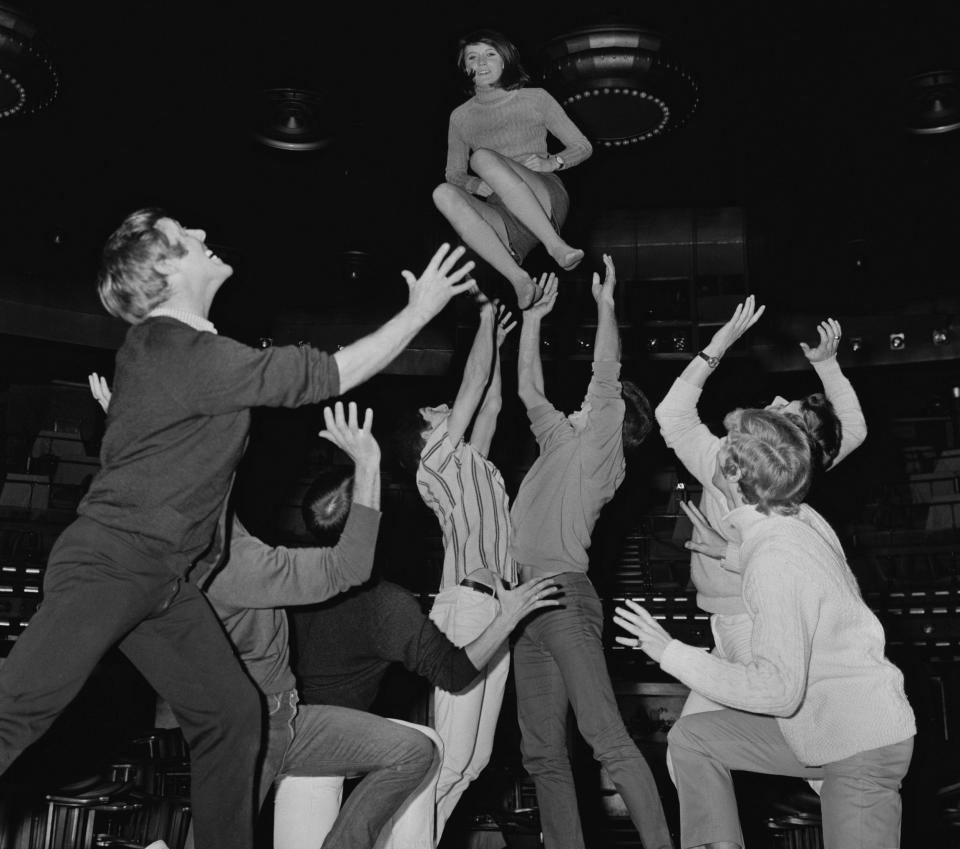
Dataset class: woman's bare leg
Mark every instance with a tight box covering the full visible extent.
[432,183,539,308]
[469,149,583,272]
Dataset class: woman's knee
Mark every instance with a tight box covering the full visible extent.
[469,148,505,175]
[433,183,476,218]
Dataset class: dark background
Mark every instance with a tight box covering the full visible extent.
[4,1,960,326]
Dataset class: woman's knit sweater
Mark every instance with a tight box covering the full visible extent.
[444,87,592,195]
[660,504,916,766]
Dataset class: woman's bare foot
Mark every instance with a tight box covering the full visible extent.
[513,276,541,310]
[550,245,584,271]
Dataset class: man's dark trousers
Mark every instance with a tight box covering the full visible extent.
[0,516,261,849]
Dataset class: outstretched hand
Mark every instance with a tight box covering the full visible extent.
[318,401,380,470]
[495,574,562,627]
[613,599,672,662]
[523,272,559,319]
[400,244,476,322]
[88,372,112,413]
[591,253,617,309]
[679,500,728,561]
[801,317,843,363]
[707,294,766,355]
[495,302,517,347]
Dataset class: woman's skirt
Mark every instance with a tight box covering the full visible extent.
[485,171,569,262]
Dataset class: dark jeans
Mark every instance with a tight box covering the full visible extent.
[514,572,673,849]
[0,517,262,849]
[262,690,434,849]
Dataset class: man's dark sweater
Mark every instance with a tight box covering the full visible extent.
[291,581,479,711]
[79,317,339,572]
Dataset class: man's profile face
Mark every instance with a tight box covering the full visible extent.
[156,217,233,289]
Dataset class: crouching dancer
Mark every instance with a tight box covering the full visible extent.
[615,408,915,849]
[0,206,473,849]
[276,466,560,849]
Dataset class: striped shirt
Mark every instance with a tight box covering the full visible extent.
[416,418,517,589]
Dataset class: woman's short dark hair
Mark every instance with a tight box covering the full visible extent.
[795,393,842,472]
[301,468,354,546]
[97,207,185,324]
[393,408,431,475]
[456,29,530,94]
[621,379,653,456]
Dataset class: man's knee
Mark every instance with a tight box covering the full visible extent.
[211,678,262,744]
[398,728,435,778]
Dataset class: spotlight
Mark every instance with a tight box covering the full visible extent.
[849,337,863,352]
[933,329,950,345]
[889,333,905,350]
[257,337,273,349]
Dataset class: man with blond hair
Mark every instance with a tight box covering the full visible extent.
[0,207,474,849]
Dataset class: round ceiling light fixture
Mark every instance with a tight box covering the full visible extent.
[0,4,59,120]
[904,70,960,135]
[540,25,699,148]
[253,87,334,152]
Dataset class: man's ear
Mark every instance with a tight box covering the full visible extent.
[153,253,181,278]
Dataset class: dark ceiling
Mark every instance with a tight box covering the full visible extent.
[4,0,960,336]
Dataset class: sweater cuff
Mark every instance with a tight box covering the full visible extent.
[338,504,382,583]
[722,541,742,573]
[591,360,622,380]
[811,356,840,378]
[660,638,708,686]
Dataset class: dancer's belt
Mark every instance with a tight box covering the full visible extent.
[459,577,496,597]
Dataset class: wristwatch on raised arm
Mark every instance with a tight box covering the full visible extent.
[697,351,720,368]
[554,154,565,171]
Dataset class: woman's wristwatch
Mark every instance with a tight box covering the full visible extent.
[554,154,565,171]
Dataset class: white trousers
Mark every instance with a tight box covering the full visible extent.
[428,584,510,841]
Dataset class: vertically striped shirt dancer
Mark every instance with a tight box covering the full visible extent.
[417,417,517,588]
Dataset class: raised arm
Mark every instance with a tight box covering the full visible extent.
[681,294,765,390]
[333,244,475,393]
[470,303,516,457]
[654,296,765,489]
[445,296,498,447]
[205,402,382,609]
[517,272,558,410]
[319,401,380,511]
[592,254,619,363]
[802,318,867,465]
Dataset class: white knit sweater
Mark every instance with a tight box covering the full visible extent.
[655,356,867,615]
[660,504,916,766]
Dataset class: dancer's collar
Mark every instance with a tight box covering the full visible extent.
[474,85,515,105]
